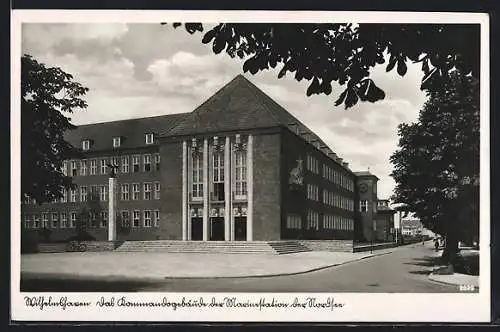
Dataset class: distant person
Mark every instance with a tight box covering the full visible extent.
[434,238,439,252]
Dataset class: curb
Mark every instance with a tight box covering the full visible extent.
[161,251,394,280]
[22,251,393,281]
[428,272,479,289]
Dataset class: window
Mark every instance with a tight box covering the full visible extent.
[154,182,160,200]
[80,160,87,176]
[113,137,121,148]
[192,153,203,200]
[111,156,120,174]
[132,210,140,227]
[143,182,152,200]
[307,184,319,201]
[82,139,90,151]
[144,210,152,227]
[145,133,154,144]
[89,159,97,175]
[121,211,130,228]
[60,212,68,228]
[100,211,108,228]
[42,213,49,228]
[71,160,78,176]
[60,188,67,203]
[234,150,247,199]
[61,161,68,176]
[23,214,31,229]
[80,186,88,202]
[373,202,377,213]
[132,183,140,200]
[70,212,77,228]
[132,155,140,173]
[360,200,368,212]
[307,210,319,230]
[323,214,335,229]
[70,188,77,202]
[51,212,59,228]
[307,154,318,173]
[121,184,129,201]
[154,153,160,171]
[100,159,108,174]
[90,185,99,201]
[143,154,151,172]
[213,152,224,201]
[286,214,302,229]
[90,211,98,228]
[122,156,128,173]
[154,210,160,227]
[100,185,108,201]
[33,214,40,229]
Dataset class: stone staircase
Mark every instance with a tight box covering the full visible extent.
[267,241,312,254]
[114,240,312,255]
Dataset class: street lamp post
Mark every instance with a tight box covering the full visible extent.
[107,163,118,241]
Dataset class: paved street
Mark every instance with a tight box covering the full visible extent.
[21,242,459,293]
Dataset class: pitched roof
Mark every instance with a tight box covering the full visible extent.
[401,219,423,228]
[64,113,188,151]
[163,74,351,170]
[354,171,380,180]
[163,75,282,137]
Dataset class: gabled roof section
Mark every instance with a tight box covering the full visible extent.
[163,75,282,137]
[162,74,351,170]
[354,171,380,180]
[65,113,188,151]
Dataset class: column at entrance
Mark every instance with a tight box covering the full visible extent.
[224,136,231,241]
[181,140,188,241]
[202,138,209,241]
[246,134,253,241]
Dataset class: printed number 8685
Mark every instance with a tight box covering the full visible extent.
[459,284,476,292]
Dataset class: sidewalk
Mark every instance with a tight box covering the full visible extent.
[21,249,392,279]
[428,250,479,288]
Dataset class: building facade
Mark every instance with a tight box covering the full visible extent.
[21,75,385,243]
[374,199,396,242]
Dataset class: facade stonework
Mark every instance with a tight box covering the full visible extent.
[21,75,393,244]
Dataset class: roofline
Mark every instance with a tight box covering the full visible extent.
[70,112,190,128]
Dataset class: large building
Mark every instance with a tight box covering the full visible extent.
[21,75,387,244]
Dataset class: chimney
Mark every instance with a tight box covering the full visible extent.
[342,162,349,168]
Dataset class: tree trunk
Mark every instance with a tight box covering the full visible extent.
[441,232,459,268]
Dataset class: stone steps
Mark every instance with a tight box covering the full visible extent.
[115,240,312,255]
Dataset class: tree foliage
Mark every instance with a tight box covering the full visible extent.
[169,23,479,109]
[21,54,89,204]
[390,72,479,263]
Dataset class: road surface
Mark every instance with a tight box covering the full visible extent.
[21,242,459,293]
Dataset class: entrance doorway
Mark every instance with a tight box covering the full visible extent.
[210,217,224,241]
[191,217,203,240]
[234,217,247,241]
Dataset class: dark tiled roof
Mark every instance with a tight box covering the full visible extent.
[377,206,395,213]
[354,171,379,180]
[163,74,351,170]
[64,113,188,151]
[163,75,282,137]
[401,219,423,228]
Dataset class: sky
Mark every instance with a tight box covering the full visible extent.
[21,23,428,199]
